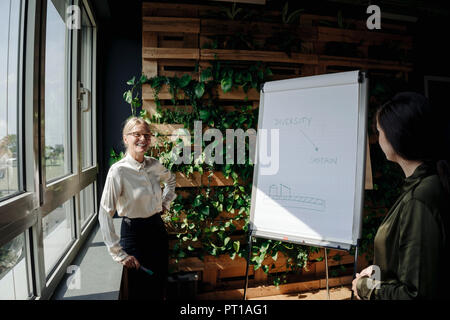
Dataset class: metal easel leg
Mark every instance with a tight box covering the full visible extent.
[324,247,330,300]
[243,233,252,300]
[351,240,360,300]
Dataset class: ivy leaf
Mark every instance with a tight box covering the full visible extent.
[126,76,136,85]
[173,203,183,213]
[199,110,211,121]
[200,68,212,82]
[123,90,133,104]
[224,237,231,246]
[193,194,202,207]
[221,77,233,93]
[201,206,210,216]
[272,251,278,261]
[233,240,240,253]
[195,82,205,98]
[179,74,192,88]
[139,74,148,85]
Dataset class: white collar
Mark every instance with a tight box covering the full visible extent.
[125,153,146,171]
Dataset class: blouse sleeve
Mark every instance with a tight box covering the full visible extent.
[157,162,177,210]
[357,199,442,300]
[98,166,128,263]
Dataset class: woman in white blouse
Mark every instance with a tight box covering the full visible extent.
[98,117,176,300]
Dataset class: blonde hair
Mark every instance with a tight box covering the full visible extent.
[122,117,151,149]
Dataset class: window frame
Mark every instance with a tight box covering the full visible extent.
[0,0,99,300]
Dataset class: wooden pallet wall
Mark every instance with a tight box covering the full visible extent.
[142,2,412,296]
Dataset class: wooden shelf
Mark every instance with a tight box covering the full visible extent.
[176,171,237,187]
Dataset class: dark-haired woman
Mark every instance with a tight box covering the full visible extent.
[352,92,450,300]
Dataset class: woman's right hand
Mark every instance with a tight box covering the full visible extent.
[121,255,141,269]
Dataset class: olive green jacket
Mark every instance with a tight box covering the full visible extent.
[357,163,449,300]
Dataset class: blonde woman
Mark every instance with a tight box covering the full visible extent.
[99,117,176,300]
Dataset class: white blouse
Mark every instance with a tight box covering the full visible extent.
[98,153,177,262]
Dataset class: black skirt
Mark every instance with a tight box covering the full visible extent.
[118,213,169,300]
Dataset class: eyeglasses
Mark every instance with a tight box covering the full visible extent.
[127,132,152,140]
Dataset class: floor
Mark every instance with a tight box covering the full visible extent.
[51,218,353,300]
[51,218,123,300]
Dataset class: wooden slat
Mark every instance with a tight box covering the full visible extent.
[317,26,412,48]
[319,55,413,72]
[158,33,199,48]
[196,275,353,299]
[169,257,204,272]
[142,32,157,48]
[217,87,260,101]
[176,172,202,187]
[200,18,316,40]
[201,49,319,65]
[201,171,235,186]
[143,47,200,60]
[142,16,200,33]
[148,123,185,135]
[300,13,408,32]
[175,171,236,187]
[143,84,187,100]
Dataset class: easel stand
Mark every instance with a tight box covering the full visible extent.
[243,235,361,301]
[350,239,361,300]
[243,230,253,300]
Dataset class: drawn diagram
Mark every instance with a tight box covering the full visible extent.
[264,184,326,212]
[298,128,319,152]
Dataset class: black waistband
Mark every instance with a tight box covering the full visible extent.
[123,213,162,224]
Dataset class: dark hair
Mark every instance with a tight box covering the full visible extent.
[376,92,450,193]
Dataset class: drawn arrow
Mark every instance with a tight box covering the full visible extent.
[299,128,319,152]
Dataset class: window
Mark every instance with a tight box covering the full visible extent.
[0,0,98,299]
[44,0,72,182]
[0,0,23,200]
[43,198,75,276]
[80,6,94,169]
[80,182,95,230]
[0,232,30,300]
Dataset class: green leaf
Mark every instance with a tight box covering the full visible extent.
[179,74,192,88]
[139,74,148,84]
[126,76,136,85]
[123,90,133,104]
[221,77,233,93]
[195,82,205,98]
[201,205,210,217]
[200,68,212,82]
[199,110,211,121]
[272,251,278,261]
[233,240,240,252]
[224,237,231,246]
